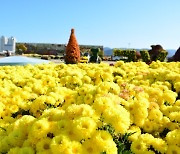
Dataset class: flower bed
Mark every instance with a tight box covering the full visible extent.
[0,61,179,154]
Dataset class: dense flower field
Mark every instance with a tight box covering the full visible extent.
[0,61,180,154]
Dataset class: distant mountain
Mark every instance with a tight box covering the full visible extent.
[103,47,113,56]
[167,49,176,58]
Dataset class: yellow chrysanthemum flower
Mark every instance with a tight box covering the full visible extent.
[169,112,180,123]
[40,108,65,121]
[57,119,71,134]
[166,129,180,146]
[148,108,163,122]
[142,119,155,133]
[84,93,94,105]
[66,141,82,154]
[0,136,11,153]
[8,129,27,147]
[127,125,141,141]
[90,130,117,154]
[150,137,168,154]
[36,138,51,153]
[163,90,177,105]
[8,147,21,154]
[19,146,35,154]
[131,98,149,127]
[166,145,180,154]
[65,104,96,120]
[174,100,180,106]
[28,118,50,142]
[131,140,148,154]
[82,138,100,154]
[103,105,130,134]
[50,135,71,154]
[72,117,97,141]
[174,82,180,93]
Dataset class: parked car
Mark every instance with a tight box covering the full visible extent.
[112,56,128,61]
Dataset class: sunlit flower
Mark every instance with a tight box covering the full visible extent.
[166,145,180,154]
[36,138,51,153]
[131,140,148,154]
[72,117,97,141]
[50,134,71,154]
[19,146,35,154]
[28,118,50,142]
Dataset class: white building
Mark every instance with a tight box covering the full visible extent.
[0,36,16,54]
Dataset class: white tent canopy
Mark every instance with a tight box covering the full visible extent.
[0,56,50,66]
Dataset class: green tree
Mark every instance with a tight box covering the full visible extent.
[16,44,27,54]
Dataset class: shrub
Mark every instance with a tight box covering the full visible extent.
[140,50,151,63]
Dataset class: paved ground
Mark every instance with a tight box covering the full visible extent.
[50,59,115,64]
[0,56,116,65]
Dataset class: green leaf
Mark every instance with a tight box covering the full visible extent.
[0,126,6,131]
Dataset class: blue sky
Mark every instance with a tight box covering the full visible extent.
[0,0,180,49]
